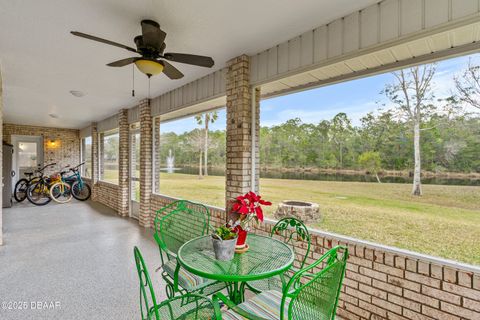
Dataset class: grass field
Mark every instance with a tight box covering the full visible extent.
[158,172,480,265]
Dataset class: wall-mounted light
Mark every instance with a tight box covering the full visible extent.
[49,140,57,147]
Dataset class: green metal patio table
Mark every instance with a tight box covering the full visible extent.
[177,234,294,304]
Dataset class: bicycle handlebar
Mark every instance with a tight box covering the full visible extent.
[69,162,85,172]
[35,162,57,173]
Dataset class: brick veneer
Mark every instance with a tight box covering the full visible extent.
[139,99,152,227]
[148,193,480,320]
[92,180,119,212]
[225,55,260,217]
[3,123,80,174]
[117,109,129,216]
[0,69,3,245]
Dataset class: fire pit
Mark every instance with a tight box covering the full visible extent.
[274,200,320,223]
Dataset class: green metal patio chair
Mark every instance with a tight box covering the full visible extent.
[133,246,220,320]
[245,217,311,293]
[215,245,348,320]
[153,200,225,298]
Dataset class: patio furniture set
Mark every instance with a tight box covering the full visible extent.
[133,199,348,319]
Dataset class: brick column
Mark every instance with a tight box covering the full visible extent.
[225,55,260,219]
[153,117,160,194]
[91,122,99,200]
[0,68,3,245]
[139,99,152,227]
[118,109,129,216]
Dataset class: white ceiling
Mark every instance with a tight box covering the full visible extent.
[0,0,379,129]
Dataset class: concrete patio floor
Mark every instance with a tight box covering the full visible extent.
[0,200,166,319]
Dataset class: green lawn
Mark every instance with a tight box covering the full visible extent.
[158,172,480,266]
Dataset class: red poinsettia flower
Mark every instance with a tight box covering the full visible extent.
[259,199,272,206]
[255,206,264,222]
[231,191,272,222]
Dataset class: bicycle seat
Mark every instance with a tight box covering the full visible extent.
[24,172,34,177]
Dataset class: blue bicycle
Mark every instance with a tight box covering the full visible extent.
[63,162,91,201]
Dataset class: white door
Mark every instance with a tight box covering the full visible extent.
[130,130,140,219]
[12,135,44,188]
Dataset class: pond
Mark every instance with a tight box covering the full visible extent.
[161,166,480,186]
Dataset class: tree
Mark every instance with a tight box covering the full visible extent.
[358,151,382,183]
[187,129,205,179]
[195,111,218,176]
[454,60,480,110]
[383,65,436,196]
[330,113,353,168]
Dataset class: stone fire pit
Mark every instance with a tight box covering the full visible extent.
[274,200,320,223]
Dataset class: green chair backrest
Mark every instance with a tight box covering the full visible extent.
[271,217,311,270]
[154,200,210,263]
[134,246,160,320]
[134,246,220,320]
[282,245,348,320]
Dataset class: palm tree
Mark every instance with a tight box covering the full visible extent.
[195,111,218,176]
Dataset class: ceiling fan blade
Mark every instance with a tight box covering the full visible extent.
[141,20,166,51]
[162,61,184,79]
[107,57,138,67]
[71,31,138,53]
[163,53,214,68]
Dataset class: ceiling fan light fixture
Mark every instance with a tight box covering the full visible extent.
[134,59,164,77]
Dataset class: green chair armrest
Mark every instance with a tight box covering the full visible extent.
[212,292,271,320]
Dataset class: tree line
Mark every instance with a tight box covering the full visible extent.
[159,112,479,173]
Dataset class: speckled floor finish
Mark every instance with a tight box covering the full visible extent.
[0,201,167,319]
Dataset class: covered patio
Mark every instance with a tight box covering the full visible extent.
[1,1,480,319]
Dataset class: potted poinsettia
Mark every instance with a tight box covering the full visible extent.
[230,191,272,250]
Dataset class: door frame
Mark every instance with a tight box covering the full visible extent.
[129,127,140,220]
[11,135,44,187]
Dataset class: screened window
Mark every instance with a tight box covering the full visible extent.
[99,130,119,184]
[258,54,480,266]
[155,109,226,207]
[81,136,92,178]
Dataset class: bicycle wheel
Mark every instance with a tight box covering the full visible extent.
[26,180,52,206]
[71,181,91,201]
[14,178,29,202]
[49,182,72,204]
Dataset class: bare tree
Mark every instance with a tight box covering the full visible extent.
[195,111,218,176]
[383,65,436,196]
[454,60,480,109]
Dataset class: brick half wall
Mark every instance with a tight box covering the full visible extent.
[149,193,480,320]
[91,180,119,212]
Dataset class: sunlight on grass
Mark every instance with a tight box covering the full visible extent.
[158,172,480,265]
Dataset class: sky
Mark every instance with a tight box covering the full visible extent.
[161,53,479,134]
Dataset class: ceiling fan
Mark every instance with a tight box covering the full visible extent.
[71,20,214,79]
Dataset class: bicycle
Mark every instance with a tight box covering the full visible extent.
[14,163,56,202]
[26,165,68,206]
[63,162,91,201]
[49,166,73,204]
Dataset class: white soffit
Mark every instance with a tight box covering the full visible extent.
[260,22,480,98]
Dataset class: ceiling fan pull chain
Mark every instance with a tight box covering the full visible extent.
[148,76,151,99]
[132,64,135,97]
